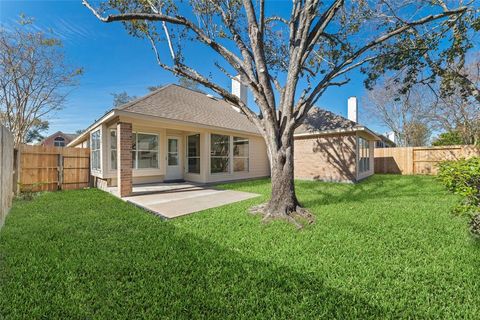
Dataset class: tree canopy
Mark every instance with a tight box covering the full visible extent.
[0,16,82,146]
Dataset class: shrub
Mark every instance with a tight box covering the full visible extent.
[17,182,47,201]
[470,213,480,239]
[437,157,480,217]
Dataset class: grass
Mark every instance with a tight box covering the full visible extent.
[1,175,479,319]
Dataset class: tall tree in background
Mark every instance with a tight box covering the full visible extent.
[0,17,82,146]
[429,56,480,145]
[112,91,137,107]
[178,76,200,91]
[25,119,49,144]
[367,0,480,104]
[365,58,479,147]
[84,0,469,224]
[404,122,431,147]
[364,77,433,147]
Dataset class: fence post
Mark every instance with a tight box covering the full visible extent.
[13,148,18,195]
[412,148,415,175]
[58,152,63,190]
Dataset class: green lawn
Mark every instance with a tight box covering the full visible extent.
[1,175,479,319]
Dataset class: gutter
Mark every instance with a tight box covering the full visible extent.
[68,108,262,147]
[294,126,381,140]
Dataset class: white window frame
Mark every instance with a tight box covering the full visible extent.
[91,129,101,171]
[109,129,117,170]
[132,131,159,170]
[186,134,201,174]
[210,133,230,174]
[53,136,66,147]
[233,136,249,173]
[358,137,370,173]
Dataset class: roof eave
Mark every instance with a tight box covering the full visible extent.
[117,110,261,136]
[294,126,381,140]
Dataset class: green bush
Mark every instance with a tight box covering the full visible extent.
[437,157,480,217]
[470,213,480,239]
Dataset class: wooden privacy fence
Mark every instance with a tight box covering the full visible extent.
[374,145,480,175]
[18,144,90,191]
[0,125,14,227]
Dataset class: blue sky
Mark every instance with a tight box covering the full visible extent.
[1,0,385,135]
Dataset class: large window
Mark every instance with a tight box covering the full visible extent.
[53,136,65,147]
[132,133,158,169]
[187,134,200,174]
[233,137,249,172]
[110,129,117,170]
[91,130,101,171]
[210,134,230,173]
[358,137,370,173]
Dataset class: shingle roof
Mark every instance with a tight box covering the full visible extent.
[40,131,78,144]
[295,107,357,134]
[63,133,79,140]
[116,84,259,134]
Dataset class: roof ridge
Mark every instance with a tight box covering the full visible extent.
[116,84,174,110]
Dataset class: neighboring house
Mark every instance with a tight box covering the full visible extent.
[69,82,379,197]
[294,97,379,182]
[376,133,397,148]
[41,131,78,147]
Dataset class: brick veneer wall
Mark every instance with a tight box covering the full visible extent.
[117,122,132,197]
[41,132,75,147]
[294,133,357,182]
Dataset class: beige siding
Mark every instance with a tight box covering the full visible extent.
[294,133,357,183]
[87,115,269,186]
[206,133,270,183]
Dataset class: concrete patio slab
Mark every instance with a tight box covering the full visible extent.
[112,183,259,219]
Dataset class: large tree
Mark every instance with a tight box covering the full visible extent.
[83,0,469,224]
[428,56,480,145]
[0,17,82,147]
[363,77,433,146]
[366,0,480,104]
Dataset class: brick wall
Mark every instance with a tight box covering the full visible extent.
[117,122,132,197]
[41,132,75,147]
[294,133,357,182]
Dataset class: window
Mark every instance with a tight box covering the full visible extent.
[187,134,200,174]
[91,130,101,171]
[168,138,179,166]
[233,137,249,172]
[132,133,158,169]
[210,134,230,173]
[110,129,117,170]
[53,136,65,147]
[358,137,370,173]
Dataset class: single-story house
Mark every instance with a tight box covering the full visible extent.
[69,82,379,196]
[376,133,397,148]
[40,131,78,147]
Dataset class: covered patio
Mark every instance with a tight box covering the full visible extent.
[106,182,259,219]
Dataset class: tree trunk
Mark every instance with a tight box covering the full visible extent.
[265,141,299,216]
[251,133,314,226]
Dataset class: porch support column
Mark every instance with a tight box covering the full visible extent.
[117,122,132,197]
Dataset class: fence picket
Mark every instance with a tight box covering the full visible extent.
[374,145,480,175]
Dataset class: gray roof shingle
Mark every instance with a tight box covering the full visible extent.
[295,107,357,134]
[115,84,359,136]
[116,84,259,134]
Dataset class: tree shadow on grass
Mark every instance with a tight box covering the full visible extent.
[1,195,388,319]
